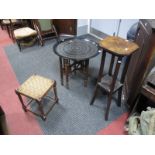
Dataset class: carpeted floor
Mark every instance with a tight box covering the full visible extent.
[3,34,127,134]
[0,28,43,134]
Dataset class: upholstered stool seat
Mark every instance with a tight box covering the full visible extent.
[15,75,58,120]
[14,27,37,39]
[13,26,38,51]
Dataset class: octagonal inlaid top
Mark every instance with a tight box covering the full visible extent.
[99,36,139,56]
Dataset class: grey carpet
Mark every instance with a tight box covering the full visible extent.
[4,34,127,134]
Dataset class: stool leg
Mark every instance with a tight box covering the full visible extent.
[53,81,59,103]
[15,91,27,112]
[90,51,106,105]
[105,93,113,120]
[117,87,122,107]
[36,100,46,120]
[90,85,99,105]
[109,55,115,76]
[105,57,122,120]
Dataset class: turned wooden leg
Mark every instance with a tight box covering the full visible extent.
[105,93,113,121]
[36,100,46,121]
[105,56,122,120]
[15,90,27,112]
[90,85,99,105]
[84,60,89,87]
[59,57,64,86]
[64,59,69,89]
[117,87,122,107]
[53,81,58,103]
[73,62,77,75]
[6,25,11,38]
[16,40,21,51]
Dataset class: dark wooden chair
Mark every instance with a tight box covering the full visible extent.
[90,36,139,120]
[0,19,3,29]
[0,19,21,38]
[11,20,38,51]
[33,19,58,46]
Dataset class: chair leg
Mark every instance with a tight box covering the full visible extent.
[40,39,44,46]
[38,33,44,46]
[53,25,59,41]
[90,85,99,105]
[9,28,14,40]
[16,40,21,51]
[6,25,11,38]
[37,36,40,46]
[105,93,113,121]
[1,24,4,30]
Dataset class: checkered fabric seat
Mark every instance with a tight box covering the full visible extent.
[15,75,58,120]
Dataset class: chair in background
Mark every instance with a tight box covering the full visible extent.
[33,19,58,46]
[0,20,3,29]
[11,20,38,51]
[0,19,21,38]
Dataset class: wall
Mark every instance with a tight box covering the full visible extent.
[90,19,139,39]
[77,19,88,27]
[91,19,119,36]
[77,19,89,36]
[118,19,139,38]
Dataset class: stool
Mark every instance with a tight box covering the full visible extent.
[90,36,139,120]
[15,75,58,120]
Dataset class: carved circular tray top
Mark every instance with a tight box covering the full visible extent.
[54,38,99,60]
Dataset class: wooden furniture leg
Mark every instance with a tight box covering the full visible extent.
[36,100,46,120]
[84,59,89,87]
[105,56,122,120]
[64,59,69,89]
[90,85,99,105]
[117,87,123,107]
[59,57,64,86]
[53,81,59,102]
[90,51,106,105]
[105,93,113,120]
[15,90,27,112]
